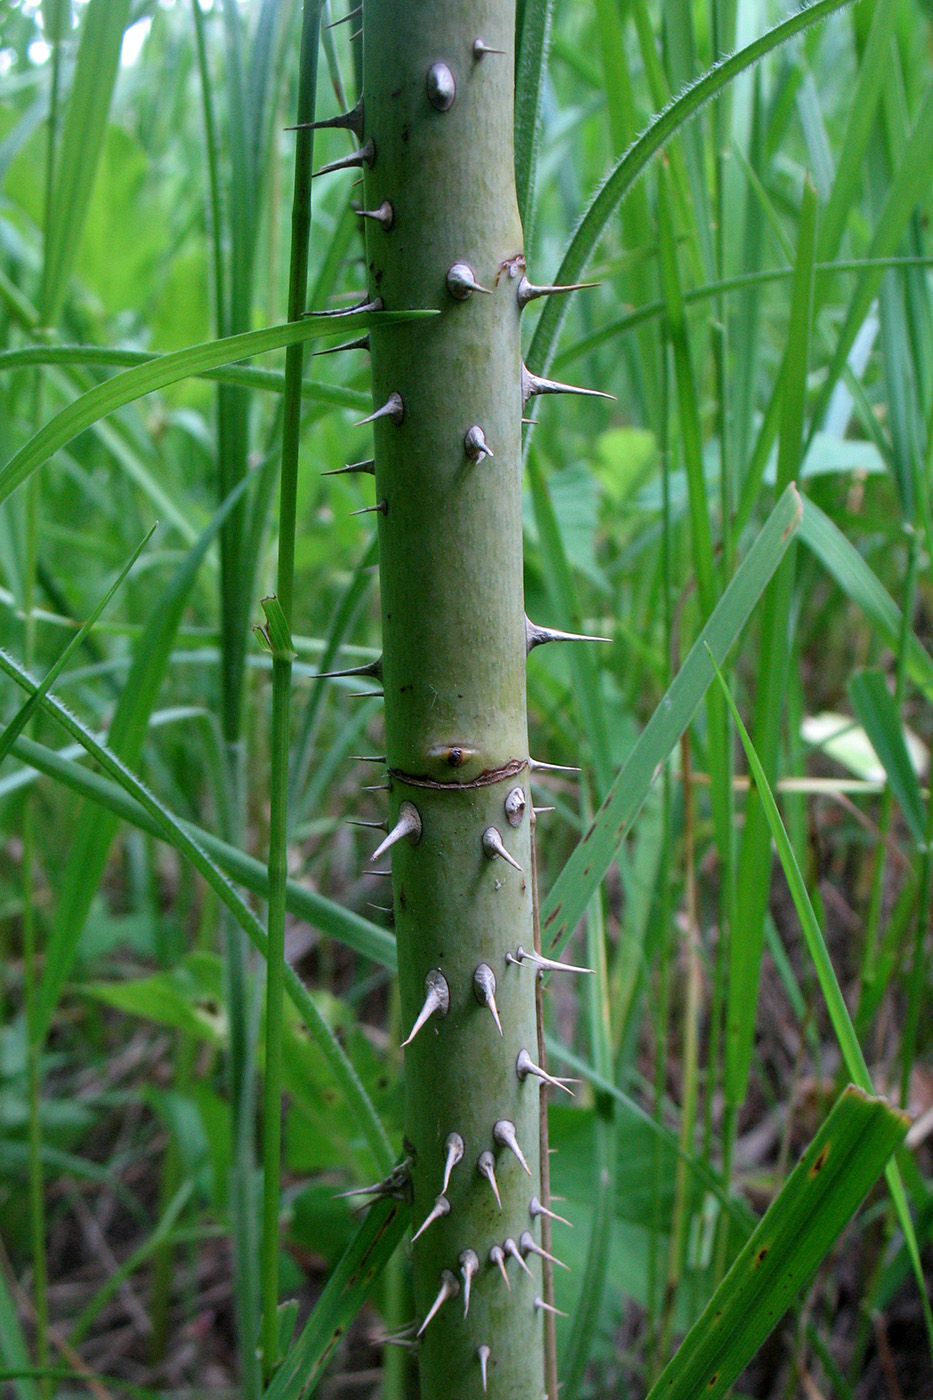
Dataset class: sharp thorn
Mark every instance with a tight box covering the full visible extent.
[322,457,376,477]
[459,1249,479,1317]
[400,968,449,1047]
[473,38,506,57]
[489,1244,511,1289]
[411,1194,450,1242]
[516,274,600,310]
[362,782,390,792]
[477,1152,502,1209]
[504,1237,534,1278]
[325,5,362,29]
[446,262,493,300]
[355,390,404,427]
[534,1296,569,1318]
[369,868,392,877]
[371,800,422,862]
[305,294,383,319]
[515,944,594,975]
[289,96,364,139]
[473,963,503,1035]
[477,1345,491,1392]
[530,1196,573,1228]
[442,1132,464,1194]
[521,363,615,407]
[334,1159,410,1201]
[350,499,388,517]
[521,1230,570,1270]
[416,1271,459,1337]
[481,826,522,872]
[529,758,582,774]
[352,754,386,763]
[532,805,555,815]
[365,902,393,917]
[348,690,383,698]
[516,1047,576,1096]
[525,616,611,652]
[494,1119,531,1175]
[314,335,370,359]
[347,818,387,831]
[464,424,494,462]
[312,136,375,179]
[318,655,382,680]
[356,200,394,230]
[349,25,362,40]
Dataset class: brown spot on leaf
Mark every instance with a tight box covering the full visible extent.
[809,1143,831,1177]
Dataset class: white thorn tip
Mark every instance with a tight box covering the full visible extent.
[371,801,422,862]
[477,1152,502,1208]
[530,1196,573,1228]
[489,1245,511,1289]
[534,1296,568,1317]
[446,262,492,300]
[521,1231,570,1270]
[416,1271,459,1337]
[515,944,593,975]
[464,424,494,462]
[411,1194,450,1242]
[473,38,506,57]
[356,200,394,230]
[525,616,611,652]
[442,1132,464,1193]
[482,826,522,872]
[355,390,404,427]
[504,1237,534,1278]
[493,1119,532,1175]
[521,362,615,406]
[473,963,503,1035]
[400,968,449,1047]
[516,274,600,309]
[516,1047,576,1096]
[459,1250,479,1317]
[477,1345,491,1392]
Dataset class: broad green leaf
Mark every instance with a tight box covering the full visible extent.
[645,1087,908,1400]
[0,310,435,509]
[262,1198,409,1400]
[540,484,802,955]
[849,669,926,845]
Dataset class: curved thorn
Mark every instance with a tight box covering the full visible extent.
[488,1244,511,1289]
[493,1119,531,1175]
[473,963,503,1035]
[356,200,394,230]
[289,96,364,140]
[400,968,449,1047]
[459,1249,479,1317]
[516,1047,576,1096]
[534,1296,569,1318]
[446,262,492,300]
[477,1345,491,1392]
[371,801,422,862]
[481,826,522,872]
[312,136,375,179]
[525,616,611,652]
[355,389,404,427]
[442,1132,464,1194]
[530,1195,573,1228]
[464,424,494,462]
[516,944,593,975]
[322,457,376,477]
[416,1271,459,1337]
[516,274,599,310]
[521,1230,570,1270]
[318,655,382,680]
[521,362,615,407]
[314,334,371,359]
[350,500,388,517]
[411,1194,450,1243]
[504,1237,534,1278]
[477,1151,502,1208]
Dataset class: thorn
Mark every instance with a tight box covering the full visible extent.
[477,1345,491,1392]
[464,424,494,462]
[504,785,526,827]
[426,61,456,111]
[447,262,492,300]
[515,944,594,976]
[516,1047,576,1096]
[521,1231,570,1270]
[362,782,390,792]
[529,758,582,774]
[322,457,375,476]
[516,274,599,310]
[365,902,394,918]
[355,390,404,427]
[334,1159,411,1201]
[369,868,392,877]
[305,294,383,319]
[488,1244,511,1289]
[459,1249,479,1317]
[318,656,382,680]
[534,1296,568,1318]
[400,968,449,1047]
[477,1152,502,1209]
[371,801,422,862]
[530,1196,573,1228]
[473,963,503,1035]
[325,5,362,29]
[347,818,386,831]
[352,754,386,763]
[350,499,388,517]
[473,38,506,58]
[314,334,370,358]
[356,200,395,230]
[505,951,523,968]
[287,96,364,139]
[504,1237,534,1278]
[494,1120,531,1176]
[525,616,611,652]
[441,1132,464,1193]
[482,826,522,872]
[312,136,375,179]
[416,1270,459,1337]
[348,25,362,40]
[411,1193,450,1243]
[521,363,615,408]
[533,806,555,816]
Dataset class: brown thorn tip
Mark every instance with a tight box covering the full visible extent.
[356,200,394,230]
[488,1245,511,1289]
[478,1345,491,1392]
[481,826,523,872]
[411,1194,450,1243]
[349,499,388,516]
[400,968,449,1047]
[355,389,404,427]
[530,1196,573,1228]
[521,362,615,407]
[534,1296,569,1318]
[371,800,421,862]
[516,274,599,310]
[311,137,375,179]
[442,1132,464,1193]
[525,616,611,652]
[416,1271,459,1337]
[493,1119,532,1175]
[516,1047,576,1096]
[521,1230,570,1270]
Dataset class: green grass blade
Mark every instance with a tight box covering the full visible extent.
[0,1266,37,1400]
[514,0,553,231]
[262,1198,409,1400]
[848,669,926,846]
[40,0,133,323]
[0,311,435,510]
[644,1086,908,1400]
[526,0,854,377]
[0,524,155,766]
[540,483,802,955]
